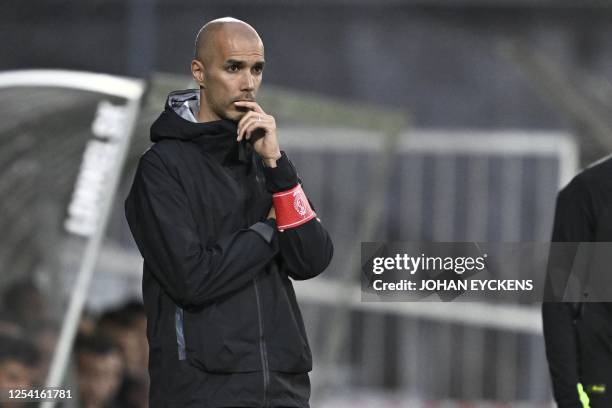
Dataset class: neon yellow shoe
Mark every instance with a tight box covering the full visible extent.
[577,383,591,408]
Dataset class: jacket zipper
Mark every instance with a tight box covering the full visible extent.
[233,165,250,224]
[253,277,270,407]
[236,163,269,405]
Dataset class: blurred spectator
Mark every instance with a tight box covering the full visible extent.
[75,334,124,408]
[119,300,149,383]
[26,320,58,385]
[2,279,47,328]
[0,280,59,388]
[98,300,148,383]
[78,308,97,337]
[0,334,40,408]
[0,334,40,388]
[0,311,23,338]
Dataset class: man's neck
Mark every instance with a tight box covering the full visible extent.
[197,108,220,123]
[197,90,220,122]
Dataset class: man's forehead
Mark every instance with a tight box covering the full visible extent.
[212,28,264,61]
[209,23,264,61]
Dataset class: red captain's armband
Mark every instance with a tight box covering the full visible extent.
[272,184,316,231]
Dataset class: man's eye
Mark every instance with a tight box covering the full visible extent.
[253,66,263,74]
[228,65,239,72]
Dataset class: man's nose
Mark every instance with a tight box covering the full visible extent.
[241,72,255,92]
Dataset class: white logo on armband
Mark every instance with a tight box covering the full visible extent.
[293,190,307,217]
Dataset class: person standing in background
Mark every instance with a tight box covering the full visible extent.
[543,156,612,408]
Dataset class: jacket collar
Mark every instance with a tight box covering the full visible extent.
[150,89,252,166]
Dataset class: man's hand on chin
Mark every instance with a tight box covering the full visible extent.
[235,101,281,167]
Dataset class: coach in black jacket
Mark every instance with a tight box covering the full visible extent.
[542,156,612,408]
[125,17,333,408]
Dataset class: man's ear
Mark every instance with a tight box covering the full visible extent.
[191,59,206,89]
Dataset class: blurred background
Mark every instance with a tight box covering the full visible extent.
[2,1,612,407]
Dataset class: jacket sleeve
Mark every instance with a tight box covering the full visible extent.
[124,150,278,310]
[542,177,594,408]
[263,152,334,280]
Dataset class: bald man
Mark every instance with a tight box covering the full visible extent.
[125,17,333,408]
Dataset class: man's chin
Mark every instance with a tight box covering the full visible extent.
[224,110,248,122]
[216,112,237,123]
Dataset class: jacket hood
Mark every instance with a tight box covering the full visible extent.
[151,89,250,163]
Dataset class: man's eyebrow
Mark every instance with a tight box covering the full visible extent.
[223,59,266,67]
[224,59,245,66]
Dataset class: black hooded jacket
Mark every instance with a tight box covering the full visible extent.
[125,90,333,407]
[542,156,612,408]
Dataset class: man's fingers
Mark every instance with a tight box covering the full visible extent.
[234,100,265,114]
[238,116,257,141]
[237,111,257,141]
[242,117,270,140]
[240,115,272,140]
